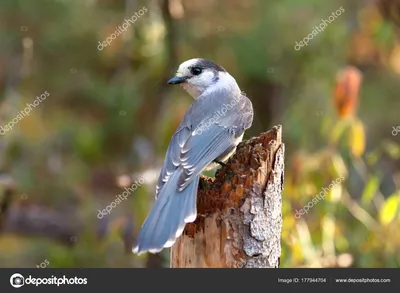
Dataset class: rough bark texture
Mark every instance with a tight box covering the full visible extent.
[170,125,284,268]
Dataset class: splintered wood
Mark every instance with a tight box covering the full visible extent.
[170,126,284,268]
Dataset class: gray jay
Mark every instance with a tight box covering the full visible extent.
[132,58,253,254]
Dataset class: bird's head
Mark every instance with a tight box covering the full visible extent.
[167,58,240,99]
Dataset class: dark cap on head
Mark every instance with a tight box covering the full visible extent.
[192,58,227,72]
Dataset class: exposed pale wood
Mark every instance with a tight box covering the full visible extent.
[171,125,284,268]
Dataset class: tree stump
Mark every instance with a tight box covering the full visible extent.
[170,125,284,268]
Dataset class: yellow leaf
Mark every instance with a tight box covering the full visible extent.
[379,194,400,225]
[330,120,347,144]
[329,183,342,203]
[361,176,380,205]
[330,154,348,179]
[349,119,365,157]
[382,141,400,160]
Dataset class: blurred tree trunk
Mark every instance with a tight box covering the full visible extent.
[170,126,284,268]
[0,176,15,232]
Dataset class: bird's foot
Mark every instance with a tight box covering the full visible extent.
[213,160,226,167]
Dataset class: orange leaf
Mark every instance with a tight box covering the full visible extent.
[333,66,363,118]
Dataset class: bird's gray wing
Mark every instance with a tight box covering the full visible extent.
[155,91,252,197]
[176,92,253,190]
[177,124,237,191]
[155,126,190,199]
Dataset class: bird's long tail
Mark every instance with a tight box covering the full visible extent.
[132,170,199,254]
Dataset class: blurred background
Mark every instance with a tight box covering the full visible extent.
[0,0,399,268]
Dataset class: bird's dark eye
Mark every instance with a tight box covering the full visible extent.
[190,67,202,76]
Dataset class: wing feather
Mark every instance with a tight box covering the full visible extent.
[155,92,253,198]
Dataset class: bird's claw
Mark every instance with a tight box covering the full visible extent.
[214,160,226,167]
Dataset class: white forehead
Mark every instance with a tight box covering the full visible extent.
[178,58,201,71]
[176,58,204,76]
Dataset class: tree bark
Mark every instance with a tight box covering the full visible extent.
[170,125,284,268]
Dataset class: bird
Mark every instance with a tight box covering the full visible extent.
[132,58,254,254]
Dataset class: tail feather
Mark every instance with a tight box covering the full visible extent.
[184,176,198,223]
[148,191,181,252]
[133,171,199,254]
[134,181,171,252]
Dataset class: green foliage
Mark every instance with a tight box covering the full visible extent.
[0,0,399,268]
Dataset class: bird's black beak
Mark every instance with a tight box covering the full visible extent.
[167,76,186,85]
